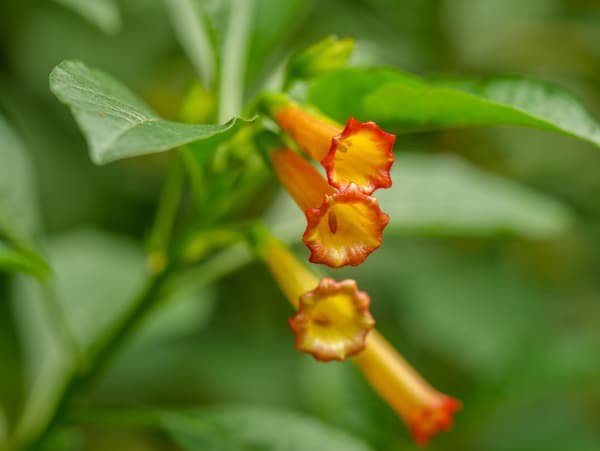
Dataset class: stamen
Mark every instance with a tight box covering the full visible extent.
[328,210,338,233]
[313,313,331,327]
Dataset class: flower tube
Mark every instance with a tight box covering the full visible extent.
[270,149,389,268]
[355,332,461,446]
[264,95,395,194]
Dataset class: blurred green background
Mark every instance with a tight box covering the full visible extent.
[1,0,600,450]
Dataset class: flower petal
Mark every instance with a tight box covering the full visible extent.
[323,118,395,194]
[290,278,375,362]
[410,396,462,446]
[302,184,389,268]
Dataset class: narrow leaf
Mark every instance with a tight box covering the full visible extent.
[0,115,48,278]
[308,68,600,148]
[164,0,216,88]
[50,61,252,165]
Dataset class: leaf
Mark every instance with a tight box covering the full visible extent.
[266,153,573,240]
[161,405,374,451]
[365,238,547,376]
[378,153,573,238]
[200,0,311,91]
[49,61,252,165]
[308,68,600,148]
[0,116,40,242]
[164,0,216,88]
[51,0,122,35]
[0,115,48,278]
[11,229,146,442]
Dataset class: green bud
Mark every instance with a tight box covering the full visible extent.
[286,36,354,83]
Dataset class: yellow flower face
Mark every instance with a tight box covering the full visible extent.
[323,118,395,194]
[290,278,374,361]
[303,184,389,268]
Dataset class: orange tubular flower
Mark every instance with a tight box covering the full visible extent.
[256,233,460,444]
[258,235,374,361]
[354,332,461,446]
[274,104,395,194]
[270,149,389,268]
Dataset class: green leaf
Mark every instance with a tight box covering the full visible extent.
[266,153,573,240]
[0,115,48,279]
[0,116,39,242]
[378,153,573,238]
[308,68,600,148]
[161,405,374,451]
[367,238,547,376]
[11,229,146,442]
[51,0,121,35]
[49,61,252,165]
[164,0,216,88]
[200,0,311,91]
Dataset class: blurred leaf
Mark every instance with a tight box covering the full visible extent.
[0,115,39,240]
[49,61,252,165]
[164,0,216,88]
[161,405,374,451]
[201,0,311,92]
[43,229,147,353]
[379,153,573,238]
[364,238,547,377]
[0,115,48,279]
[51,0,122,35]
[266,153,573,240]
[11,229,145,442]
[308,68,600,148]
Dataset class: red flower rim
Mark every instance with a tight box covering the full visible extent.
[322,118,396,195]
[302,184,390,268]
[289,277,375,362]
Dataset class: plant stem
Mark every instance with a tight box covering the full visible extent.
[146,156,184,273]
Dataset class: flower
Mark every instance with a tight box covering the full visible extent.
[273,103,395,194]
[254,232,461,444]
[323,118,395,194]
[256,234,374,361]
[354,332,461,446]
[271,149,389,268]
[290,277,374,361]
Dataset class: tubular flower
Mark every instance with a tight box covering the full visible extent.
[290,277,375,362]
[258,235,374,361]
[271,149,389,268]
[354,332,461,446]
[274,104,395,194]
[255,233,461,444]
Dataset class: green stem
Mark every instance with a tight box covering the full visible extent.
[146,156,184,273]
